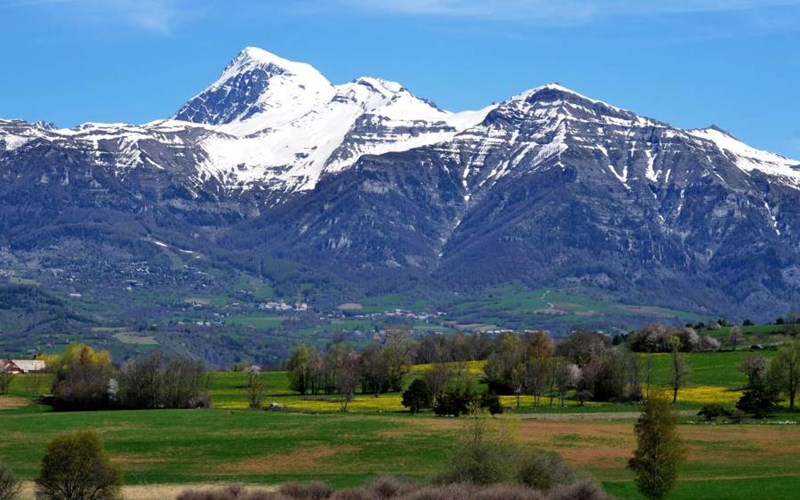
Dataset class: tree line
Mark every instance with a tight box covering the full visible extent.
[283,326,698,412]
[48,344,210,411]
[282,320,800,416]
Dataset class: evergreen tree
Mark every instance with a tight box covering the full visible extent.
[628,394,686,500]
[401,379,431,414]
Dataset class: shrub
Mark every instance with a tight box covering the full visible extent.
[436,417,518,485]
[329,488,371,500]
[396,483,545,500]
[177,484,275,500]
[480,392,503,415]
[736,385,781,418]
[363,476,417,498]
[394,484,461,500]
[469,483,545,500]
[35,431,122,500]
[279,481,333,499]
[727,408,747,423]
[697,404,732,421]
[548,480,610,500]
[0,462,20,500]
[517,452,580,491]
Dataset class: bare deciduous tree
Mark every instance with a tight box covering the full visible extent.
[768,340,800,409]
[739,356,768,389]
[0,366,13,395]
[669,337,690,404]
[246,365,264,410]
[728,326,744,351]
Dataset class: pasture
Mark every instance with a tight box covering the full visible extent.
[1,348,798,499]
[1,405,800,499]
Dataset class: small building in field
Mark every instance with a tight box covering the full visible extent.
[0,359,46,374]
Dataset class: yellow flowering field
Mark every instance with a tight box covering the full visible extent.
[672,385,742,405]
[411,360,485,377]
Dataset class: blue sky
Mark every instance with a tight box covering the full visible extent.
[0,0,798,157]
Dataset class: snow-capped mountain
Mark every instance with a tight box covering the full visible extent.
[2,47,800,322]
[246,83,800,318]
[172,47,489,195]
[1,47,489,204]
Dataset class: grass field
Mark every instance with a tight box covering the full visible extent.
[2,349,799,499]
[1,405,800,499]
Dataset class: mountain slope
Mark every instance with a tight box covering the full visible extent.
[2,48,800,323]
[2,48,489,209]
[172,47,489,196]
[244,84,800,318]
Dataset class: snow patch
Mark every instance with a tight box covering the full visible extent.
[690,127,800,185]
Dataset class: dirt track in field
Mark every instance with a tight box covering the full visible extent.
[0,396,29,410]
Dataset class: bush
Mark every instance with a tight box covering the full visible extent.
[363,476,417,499]
[394,483,546,500]
[279,481,334,499]
[736,386,781,418]
[177,484,274,500]
[329,488,371,500]
[467,483,546,500]
[548,480,610,500]
[480,392,503,415]
[436,417,518,485]
[179,479,607,500]
[697,404,732,422]
[727,409,747,423]
[0,462,20,500]
[35,431,122,500]
[518,452,580,491]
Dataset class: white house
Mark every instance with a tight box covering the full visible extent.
[0,359,46,374]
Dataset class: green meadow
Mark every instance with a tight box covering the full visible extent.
[2,404,800,499]
[2,349,799,499]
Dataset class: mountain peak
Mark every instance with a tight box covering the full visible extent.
[513,83,607,106]
[352,77,406,96]
[228,47,316,76]
[173,47,333,128]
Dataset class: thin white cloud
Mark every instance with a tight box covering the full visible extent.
[105,0,181,33]
[347,0,800,23]
[0,0,184,33]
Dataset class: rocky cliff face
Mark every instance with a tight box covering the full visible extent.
[2,50,799,321]
[245,84,800,317]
